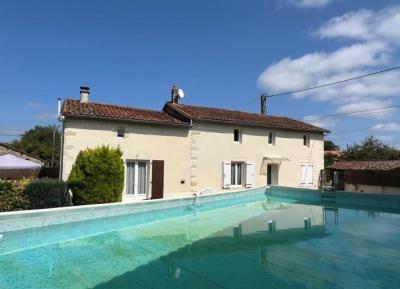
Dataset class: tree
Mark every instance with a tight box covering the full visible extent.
[68,146,124,205]
[324,140,341,166]
[11,125,61,167]
[324,140,340,151]
[342,136,399,160]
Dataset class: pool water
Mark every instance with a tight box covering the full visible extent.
[0,194,399,289]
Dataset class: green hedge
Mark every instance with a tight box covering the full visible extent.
[68,146,124,205]
[0,179,31,212]
[24,178,70,209]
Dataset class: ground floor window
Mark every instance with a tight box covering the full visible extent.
[231,162,244,186]
[126,161,149,197]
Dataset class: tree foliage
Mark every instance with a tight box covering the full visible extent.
[11,125,61,167]
[324,140,340,151]
[0,179,31,212]
[68,146,124,205]
[342,136,399,160]
[24,178,70,209]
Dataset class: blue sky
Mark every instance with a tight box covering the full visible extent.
[0,0,399,148]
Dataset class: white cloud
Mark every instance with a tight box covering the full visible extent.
[303,115,336,130]
[278,0,334,8]
[258,5,400,120]
[32,113,57,120]
[26,101,42,108]
[371,122,400,132]
[316,6,400,42]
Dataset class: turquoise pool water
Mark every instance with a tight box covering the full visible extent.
[0,193,399,289]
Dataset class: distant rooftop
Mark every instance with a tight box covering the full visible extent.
[328,160,400,171]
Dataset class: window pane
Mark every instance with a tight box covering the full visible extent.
[237,163,242,185]
[231,164,236,185]
[126,162,135,194]
[138,162,147,195]
[234,129,239,142]
[268,132,272,144]
[303,135,307,146]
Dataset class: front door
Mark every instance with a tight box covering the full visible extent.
[126,161,148,201]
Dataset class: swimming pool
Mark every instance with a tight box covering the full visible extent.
[0,188,399,289]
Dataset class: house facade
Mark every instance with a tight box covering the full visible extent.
[60,87,327,201]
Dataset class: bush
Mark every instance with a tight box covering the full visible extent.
[0,179,31,212]
[68,146,124,205]
[24,178,70,209]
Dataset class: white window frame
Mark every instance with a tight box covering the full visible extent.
[231,162,245,187]
[126,160,149,200]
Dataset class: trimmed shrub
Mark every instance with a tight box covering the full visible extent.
[68,146,124,205]
[0,179,31,212]
[24,178,70,209]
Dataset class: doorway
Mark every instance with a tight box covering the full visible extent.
[126,161,149,200]
[267,164,278,186]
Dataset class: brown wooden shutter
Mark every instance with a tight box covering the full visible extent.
[151,160,164,199]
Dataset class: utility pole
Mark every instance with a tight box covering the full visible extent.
[261,94,267,115]
[51,125,56,167]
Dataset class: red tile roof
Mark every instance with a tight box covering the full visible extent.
[164,102,328,133]
[62,99,328,133]
[328,160,400,171]
[61,99,190,126]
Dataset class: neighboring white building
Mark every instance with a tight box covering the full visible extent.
[60,87,327,201]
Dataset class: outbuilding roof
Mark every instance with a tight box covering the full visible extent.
[328,160,400,171]
[61,99,190,126]
[164,102,328,133]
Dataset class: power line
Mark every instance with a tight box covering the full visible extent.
[263,66,400,98]
[303,106,400,121]
[229,65,400,109]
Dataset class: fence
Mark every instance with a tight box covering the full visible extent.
[344,169,400,188]
[0,167,59,180]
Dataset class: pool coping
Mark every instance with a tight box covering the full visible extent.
[0,186,266,233]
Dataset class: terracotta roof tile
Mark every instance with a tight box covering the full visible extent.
[164,103,328,133]
[61,99,190,126]
[328,160,400,171]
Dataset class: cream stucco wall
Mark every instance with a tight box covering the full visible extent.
[62,118,192,201]
[61,118,324,200]
[188,122,324,194]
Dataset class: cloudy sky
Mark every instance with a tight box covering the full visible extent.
[0,0,399,148]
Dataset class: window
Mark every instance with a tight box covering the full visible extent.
[301,163,313,185]
[126,161,148,197]
[268,131,275,145]
[233,129,241,143]
[303,134,308,146]
[231,162,244,186]
[117,128,125,138]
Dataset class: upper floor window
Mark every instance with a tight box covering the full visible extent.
[303,134,309,147]
[234,129,241,143]
[117,128,125,138]
[268,131,275,145]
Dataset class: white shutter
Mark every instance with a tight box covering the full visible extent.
[301,164,313,185]
[223,161,231,188]
[246,161,254,188]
